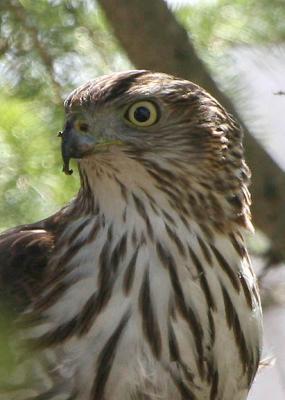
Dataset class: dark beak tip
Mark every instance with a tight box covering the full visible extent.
[64,168,73,176]
[62,163,73,175]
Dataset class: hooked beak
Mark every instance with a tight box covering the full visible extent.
[58,126,123,175]
[59,128,96,175]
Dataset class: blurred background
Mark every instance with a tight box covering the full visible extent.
[0,0,285,397]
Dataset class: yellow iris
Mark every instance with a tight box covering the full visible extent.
[125,101,159,127]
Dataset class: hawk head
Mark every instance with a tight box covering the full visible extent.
[60,70,251,233]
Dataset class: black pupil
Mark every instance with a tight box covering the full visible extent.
[134,106,151,123]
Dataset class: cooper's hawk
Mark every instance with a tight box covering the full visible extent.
[0,70,262,399]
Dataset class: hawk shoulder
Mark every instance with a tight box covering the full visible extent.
[0,212,65,314]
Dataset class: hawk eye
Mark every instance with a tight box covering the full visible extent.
[75,120,89,132]
[125,101,159,127]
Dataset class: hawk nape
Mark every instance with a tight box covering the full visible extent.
[0,70,262,400]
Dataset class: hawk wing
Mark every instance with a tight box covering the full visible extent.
[0,212,64,315]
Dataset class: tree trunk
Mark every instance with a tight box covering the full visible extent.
[97,0,285,262]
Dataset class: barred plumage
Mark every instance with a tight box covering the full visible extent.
[0,70,262,399]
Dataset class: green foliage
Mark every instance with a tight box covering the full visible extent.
[0,93,79,230]
[176,0,285,58]
[0,0,130,101]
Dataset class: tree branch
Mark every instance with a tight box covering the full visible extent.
[97,0,285,261]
